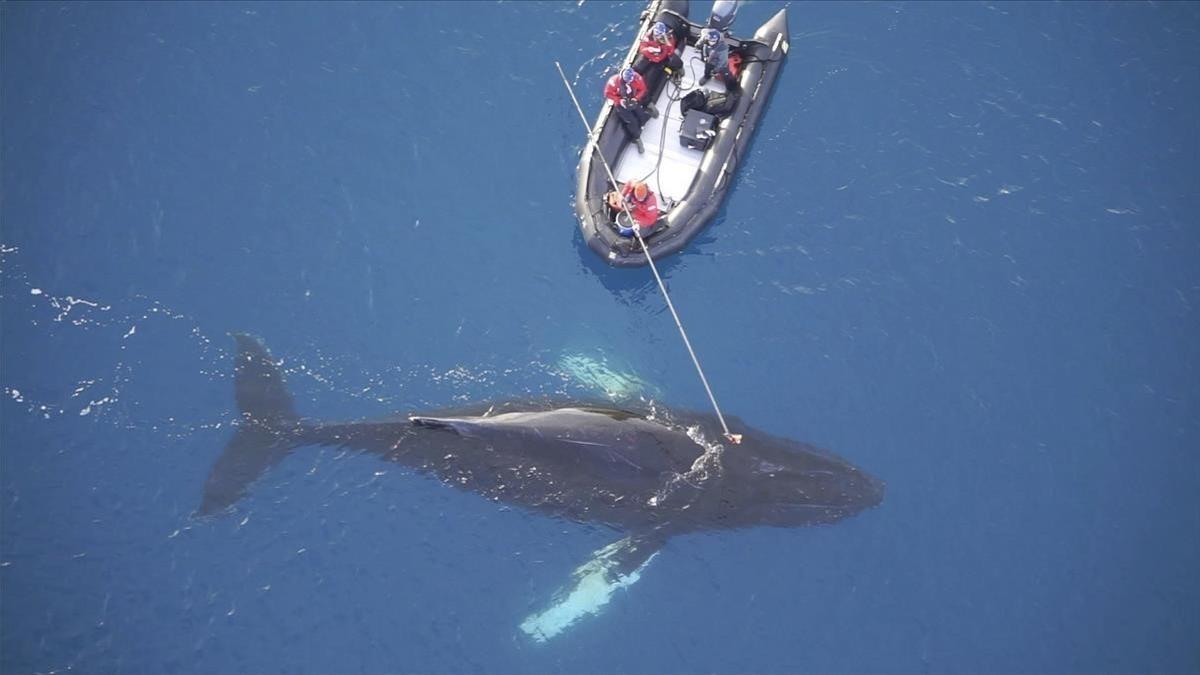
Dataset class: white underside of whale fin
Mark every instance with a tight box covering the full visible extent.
[520,536,660,643]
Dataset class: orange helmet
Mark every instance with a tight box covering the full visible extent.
[632,182,649,201]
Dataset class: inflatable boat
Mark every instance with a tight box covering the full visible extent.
[572,0,789,267]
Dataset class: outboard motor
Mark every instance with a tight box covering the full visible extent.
[707,0,739,32]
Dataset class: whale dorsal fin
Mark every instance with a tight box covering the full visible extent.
[408,416,482,436]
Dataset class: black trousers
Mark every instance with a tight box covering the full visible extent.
[614,103,652,139]
[633,53,683,77]
[704,62,740,93]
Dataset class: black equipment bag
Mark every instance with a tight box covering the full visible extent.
[680,109,716,150]
[682,89,739,118]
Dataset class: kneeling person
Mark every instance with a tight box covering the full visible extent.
[606,181,661,237]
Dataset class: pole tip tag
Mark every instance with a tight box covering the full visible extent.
[725,433,743,445]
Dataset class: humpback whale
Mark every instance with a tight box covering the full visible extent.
[201,335,884,640]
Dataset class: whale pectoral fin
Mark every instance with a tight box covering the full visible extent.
[519,532,665,643]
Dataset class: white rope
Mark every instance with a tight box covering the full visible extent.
[554,61,742,445]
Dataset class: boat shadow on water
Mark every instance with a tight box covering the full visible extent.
[576,233,695,305]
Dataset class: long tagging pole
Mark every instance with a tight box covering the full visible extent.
[554,61,742,445]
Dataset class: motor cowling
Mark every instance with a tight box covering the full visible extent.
[708,0,739,32]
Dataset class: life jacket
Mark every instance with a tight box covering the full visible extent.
[728,52,742,78]
[639,33,677,63]
[604,72,647,105]
[621,183,659,228]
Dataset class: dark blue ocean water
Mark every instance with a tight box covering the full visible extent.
[3,1,1198,673]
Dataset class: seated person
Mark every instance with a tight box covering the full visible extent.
[633,22,683,80]
[605,181,660,237]
[603,67,659,154]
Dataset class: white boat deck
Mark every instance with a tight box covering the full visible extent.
[613,46,730,202]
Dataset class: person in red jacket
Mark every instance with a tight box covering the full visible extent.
[604,67,658,154]
[606,180,660,236]
[634,22,682,79]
